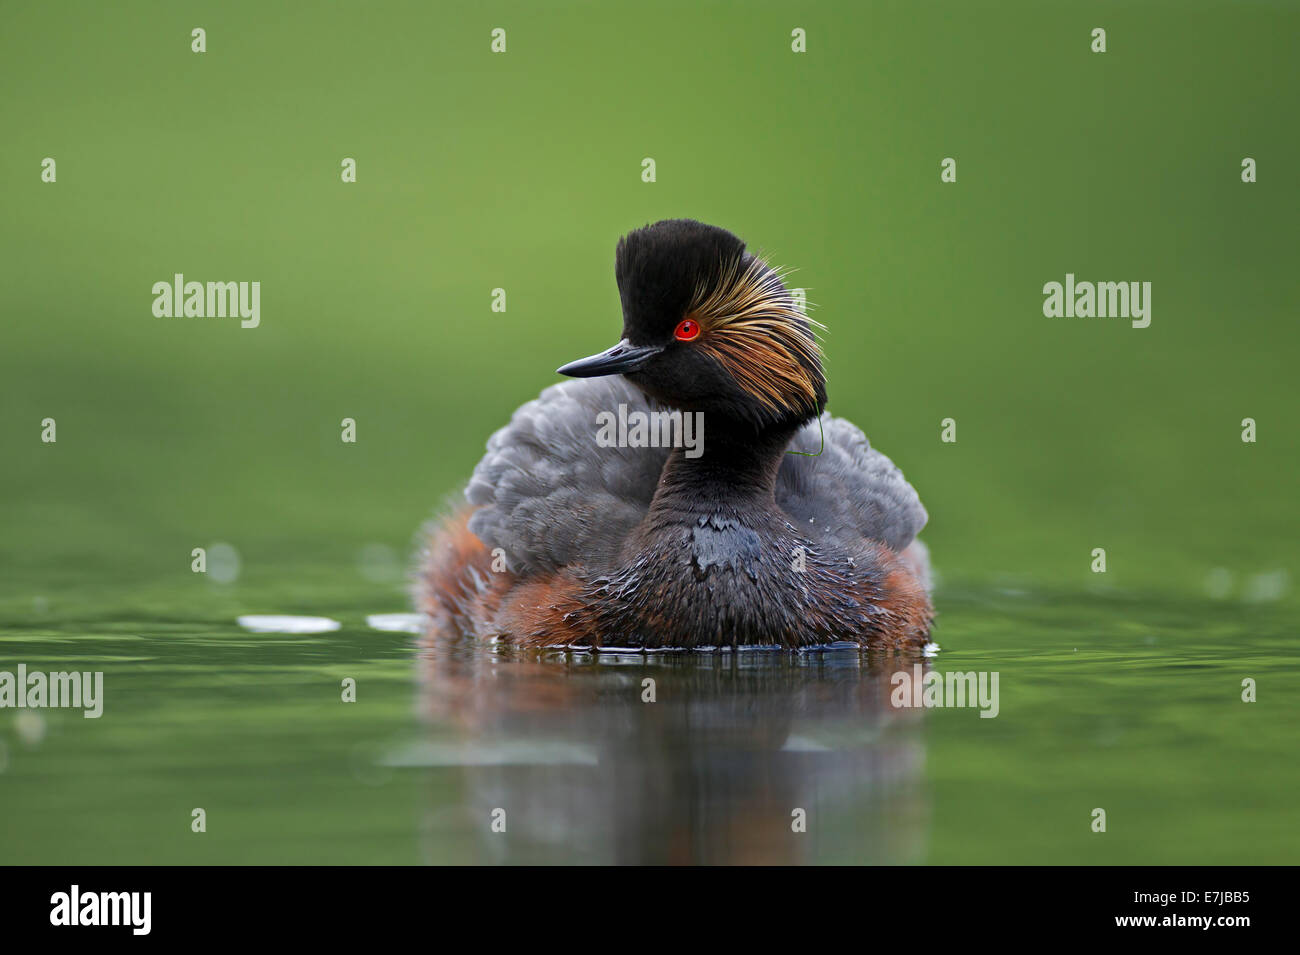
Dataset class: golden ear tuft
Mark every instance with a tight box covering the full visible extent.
[688,255,824,416]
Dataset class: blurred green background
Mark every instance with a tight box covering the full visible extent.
[1,0,1296,864]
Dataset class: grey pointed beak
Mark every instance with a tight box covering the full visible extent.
[556,339,664,378]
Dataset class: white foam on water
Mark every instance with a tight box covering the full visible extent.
[366,613,426,634]
[237,615,341,634]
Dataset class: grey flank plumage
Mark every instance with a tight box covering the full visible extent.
[465,377,927,577]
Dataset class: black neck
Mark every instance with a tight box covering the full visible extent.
[648,416,803,517]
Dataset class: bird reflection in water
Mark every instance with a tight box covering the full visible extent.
[408,636,930,865]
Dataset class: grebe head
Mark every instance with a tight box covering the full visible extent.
[557,219,827,431]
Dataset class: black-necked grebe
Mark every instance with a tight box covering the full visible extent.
[420,219,932,650]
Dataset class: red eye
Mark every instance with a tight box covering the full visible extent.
[674,318,701,342]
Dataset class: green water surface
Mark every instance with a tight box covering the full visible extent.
[1,0,1297,864]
